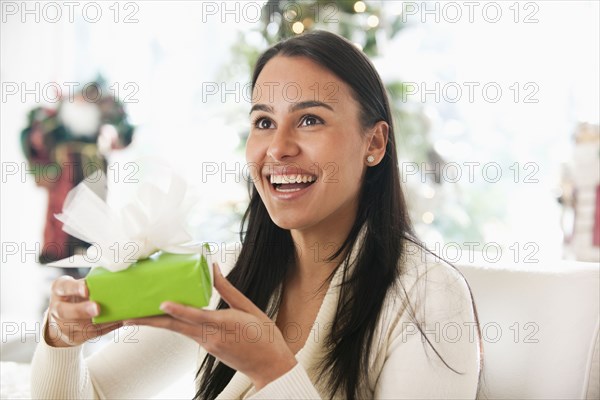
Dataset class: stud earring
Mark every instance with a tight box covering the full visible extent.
[366,155,375,163]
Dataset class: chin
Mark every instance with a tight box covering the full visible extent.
[269,216,301,231]
[268,213,313,231]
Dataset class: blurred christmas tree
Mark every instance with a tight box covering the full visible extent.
[217,0,483,245]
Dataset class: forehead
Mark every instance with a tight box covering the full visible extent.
[252,56,354,106]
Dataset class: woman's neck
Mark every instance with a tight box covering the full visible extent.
[288,204,357,287]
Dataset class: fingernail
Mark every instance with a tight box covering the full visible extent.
[79,285,87,298]
[159,303,171,312]
[86,303,99,317]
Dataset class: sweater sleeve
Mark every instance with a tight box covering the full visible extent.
[30,311,97,400]
[30,311,198,399]
[373,260,481,399]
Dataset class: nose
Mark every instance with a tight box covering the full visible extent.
[266,124,300,162]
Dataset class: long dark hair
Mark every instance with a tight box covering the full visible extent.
[195,30,482,399]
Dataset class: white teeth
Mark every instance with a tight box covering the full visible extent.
[275,187,302,193]
[269,174,316,185]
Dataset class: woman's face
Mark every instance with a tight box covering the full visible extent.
[246,55,371,233]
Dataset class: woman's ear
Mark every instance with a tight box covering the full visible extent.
[366,121,389,165]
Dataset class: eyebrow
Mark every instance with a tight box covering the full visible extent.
[249,100,334,115]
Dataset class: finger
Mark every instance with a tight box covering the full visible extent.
[51,300,99,320]
[94,321,123,336]
[213,263,263,315]
[124,315,179,328]
[93,321,123,330]
[159,302,211,325]
[125,316,203,339]
[51,276,87,299]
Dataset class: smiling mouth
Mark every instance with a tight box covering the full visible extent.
[269,174,317,192]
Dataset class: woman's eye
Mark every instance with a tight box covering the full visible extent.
[253,117,274,129]
[300,115,323,127]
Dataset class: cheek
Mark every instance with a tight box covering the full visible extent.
[316,144,365,199]
[335,138,367,182]
[245,135,264,182]
[340,159,366,191]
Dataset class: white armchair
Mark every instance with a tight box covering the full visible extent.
[457,260,599,399]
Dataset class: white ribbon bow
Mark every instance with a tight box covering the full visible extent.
[54,172,201,272]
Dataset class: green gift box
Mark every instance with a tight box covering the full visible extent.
[85,251,212,324]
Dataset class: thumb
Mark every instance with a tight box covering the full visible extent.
[213,263,263,316]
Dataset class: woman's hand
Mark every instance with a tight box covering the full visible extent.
[46,275,123,347]
[125,263,298,390]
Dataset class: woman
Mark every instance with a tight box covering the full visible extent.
[31,30,482,399]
